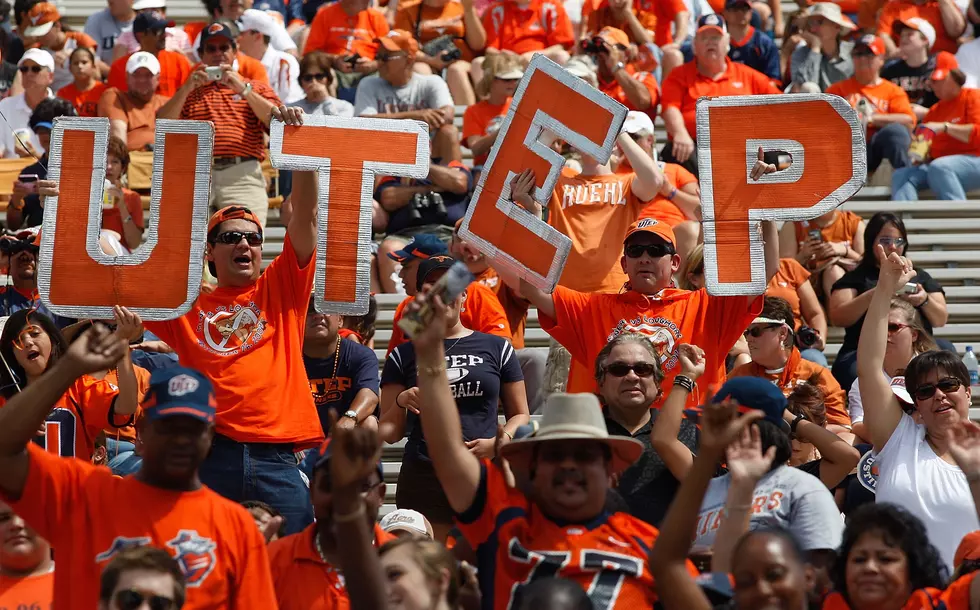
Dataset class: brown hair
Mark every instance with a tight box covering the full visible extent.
[889,298,938,355]
[107,136,130,173]
[379,537,459,608]
[593,332,664,385]
[761,296,795,349]
[678,243,704,291]
[299,51,334,87]
[475,53,523,99]
[99,545,186,607]
[786,377,827,427]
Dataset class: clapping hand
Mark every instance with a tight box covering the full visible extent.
[876,246,916,294]
[328,410,392,494]
[948,421,980,480]
[677,344,706,379]
[698,397,765,459]
[112,306,144,343]
[726,421,776,484]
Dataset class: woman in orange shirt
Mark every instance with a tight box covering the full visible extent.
[462,54,521,177]
[101,137,145,252]
[778,208,865,303]
[55,48,106,117]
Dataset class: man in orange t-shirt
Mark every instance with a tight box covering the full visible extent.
[660,13,781,174]
[512,216,777,398]
[580,27,659,121]
[267,437,394,610]
[107,12,191,98]
[0,336,277,610]
[582,0,689,48]
[304,0,388,68]
[98,52,169,151]
[482,0,574,63]
[878,0,966,56]
[827,35,915,174]
[0,501,53,610]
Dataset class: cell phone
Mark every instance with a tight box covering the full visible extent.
[205,66,223,81]
[902,282,918,294]
[808,229,822,241]
[18,173,38,193]
[398,261,475,339]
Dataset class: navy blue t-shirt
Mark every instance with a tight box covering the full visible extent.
[381,332,523,462]
[682,26,780,82]
[304,338,381,435]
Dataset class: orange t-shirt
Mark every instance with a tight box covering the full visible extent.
[144,235,323,448]
[542,286,762,398]
[766,258,811,329]
[304,3,390,59]
[792,210,862,271]
[395,0,475,61]
[386,283,513,355]
[879,1,961,54]
[97,87,169,151]
[729,348,851,427]
[547,167,648,294]
[235,53,271,84]
[482,0,574,54]
[108,49,192,98]
[475,267,530,349]
[268,523,396,610]
[581,0,686,46]
[940,572,975,610]
[921,87,980,159]
[826,77,914,137]
[56,81,107,117]
[637,161,698,227]
[822,588,945,609]
[598,65,660,120]
[661,59,781,139]
[102,188,146,236]
[99,364,152,443]
[462,98,511,166]
[0,569,53,610]
[3,443,276,610]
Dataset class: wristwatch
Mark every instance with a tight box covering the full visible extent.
[342,410,358,421]
[614,61,626,73]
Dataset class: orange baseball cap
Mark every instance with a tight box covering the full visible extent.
[376,30,419,56]
[596,27,629,48]
[955,531,980,568]
[23,2,60,37]
[624,217,675,246]
[854,34,886,57]
[207,206,262,237]
[932,51,959,81]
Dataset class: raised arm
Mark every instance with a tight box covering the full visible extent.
[783,408,859,488]
[109,306,143,419]
[650,344,704,479]
[618,132,664,201]
[281,107,316,266]
[505,169,555,320]
[858,247,917,451]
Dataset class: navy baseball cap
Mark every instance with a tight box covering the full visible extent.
[142,367,216,424]
[697,13,727,34]
[387,233,448,263]
[199,21,238,50]
[415,254,457,291]
[305,437,384,479]
[724,0,752,9]
[714,377,790,432]
[133,10,173,33]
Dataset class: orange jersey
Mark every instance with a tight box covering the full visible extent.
[387,283,512,355]
[268,523,396,610]
[394,0,475,61]
[108,49,192,98]
[766,258,811,329]
[457,459,694,609]
[548,168,649,294]
[144,235,322,448]
[922,87,980,159]
[822,588,945,609]
[56,81,107,117]
[637,162,698,227]
[792,210,862,271]
[99,365,152,443]
[879,1,960,54]
[304,3,390,58]
[3,443,276,610]
[661,59,781,139]
[826,77,914,137]
[543,285,762,398]
[940,572,976,610]
[482,0,574,55]
[581,0,686,46]
[729,348,851,427]
[475,267,530,349]
[0,569,53,609]
[462,98,511,166]
[598,66,659,120]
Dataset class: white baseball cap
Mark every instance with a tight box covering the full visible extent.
[379,509,434,539]
[126,51,161,75]
[890,376,914,405]
[899,17,937,50]
[17,48,54,72]
[132,0,166,10]
[622,111,654,135]
[237,9,278,38]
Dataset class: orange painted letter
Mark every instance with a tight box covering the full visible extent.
[270,116,429,314]
[38,118,213,320]
[697,94,866,295]
[457,55,627,291]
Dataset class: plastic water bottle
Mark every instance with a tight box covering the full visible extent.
[965,346,979,386]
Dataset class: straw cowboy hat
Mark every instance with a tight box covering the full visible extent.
[499,393,644,474]
[805,3,856,34]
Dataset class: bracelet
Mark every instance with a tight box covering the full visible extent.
[666,187,677,201]
[673,375,695,393]
[395,392,406,409]
[419,363,447,377]
[333,502,366,523]
[790,413,806,434]
[241,82,253,98]
[503,430,514,440]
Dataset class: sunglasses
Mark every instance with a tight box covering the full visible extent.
[300,73,328,84]
[887,323,910,334]
[913,377,962,401]
[743,324,782,338]
[214,231,262,246]
[18,65,43,74]
[604,361,658,378]
[878,236,907,248]
[624,243,673,259]
[12,324,44,351]
[114,590,176,610]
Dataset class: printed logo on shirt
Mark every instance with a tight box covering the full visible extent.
[698,491,785,536]
[607,316,682,371]
[96,536,153,563]
[309,376,352,405]
[858,450,878,493]
[560,180,628,209]
[446,353,484,398]
[167,530,217,587]
[198,304,266,355]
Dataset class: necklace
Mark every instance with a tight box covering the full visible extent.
[329,336,342,380]
[444,335,464,355]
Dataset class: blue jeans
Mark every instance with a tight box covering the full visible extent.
[891,154,980,200]
[106,438,142,476]
[799,347,829,367]
[868,123,911,173]
[200,434,314,536]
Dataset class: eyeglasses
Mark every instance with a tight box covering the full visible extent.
[214,231,262,246]
[204,44,232,54]
[300,73,328,84]
[912,377,963,401]
[603,361,658,378]
[887,323,910,334]
[113,589,177,610]
[18,65,43,74]
[877,236,907,248]
[743,324,782,338]
[624,243,674,259]
[12,324,44,351]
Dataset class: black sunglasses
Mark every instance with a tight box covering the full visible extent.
[114,590,176,610]
[300,73,328,84]
[214,231,262,246]
[624,243,673,259]
[913,377,962,401]
[18,65,43,74]
[604,361,658,378]
[743,324,782,338]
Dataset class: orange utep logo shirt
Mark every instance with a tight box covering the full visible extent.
[542,286,762,399]
[0,568,53,609]
[145,235,322,448]
[4,443,277,610]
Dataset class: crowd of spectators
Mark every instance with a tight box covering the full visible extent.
[0,0,977,608]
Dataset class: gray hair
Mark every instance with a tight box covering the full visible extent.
[593,332,664,385]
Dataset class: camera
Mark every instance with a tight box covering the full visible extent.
[205,66,223,81]
[422,35,462,63]
[344,53,361,68]
[0,233,39,256]
[580,37,604,55]
[407,191,447,222]
[796,325,818,349]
